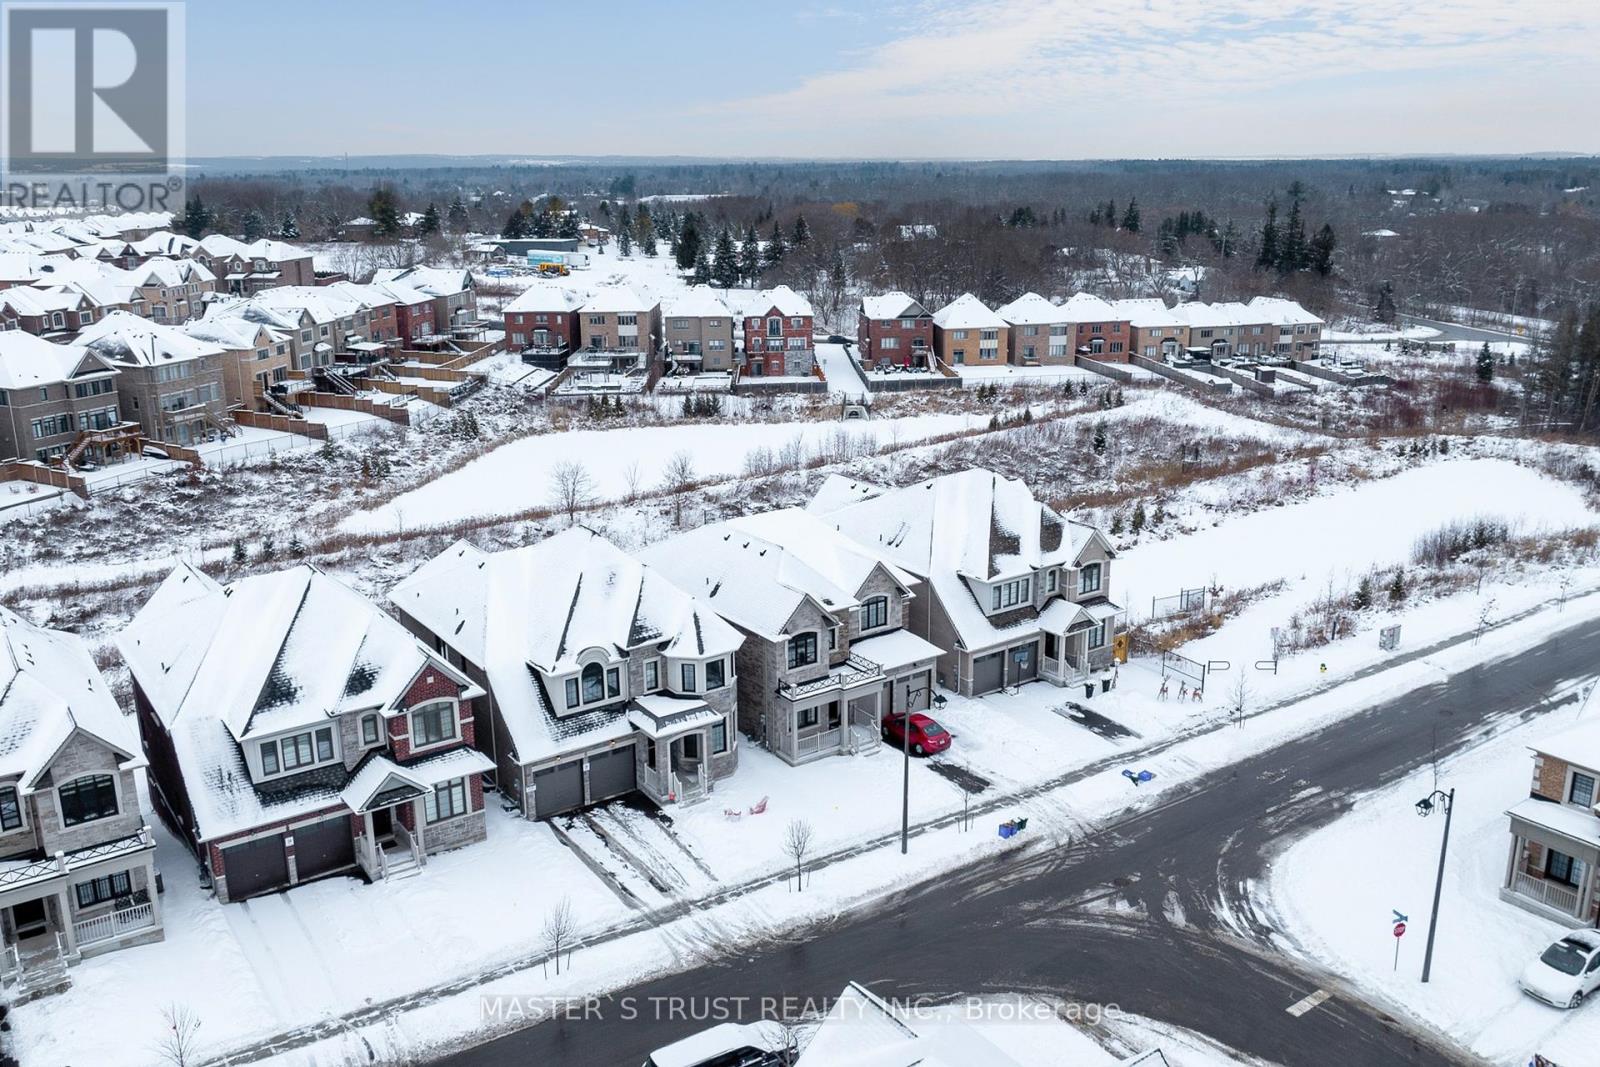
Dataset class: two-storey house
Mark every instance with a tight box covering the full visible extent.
[0,607,163,997]
[1113,298,1187,361]
[0,332,130,466]
[995,293,1073,366]
[1503,725,1600,923]
[1248,297,1324,359]
[578,284,661,359]
[661,286,737,372]
[816,469,1125,697]
[181,316,294,407]
[502,286,582,364]
[739,285,815,378]
[76,312,229,446]
[931,293,1006,367]
[372,267,481,339]
[1058,293,1132,361]
[641,509,939,766]
[118,563,492,904]
[857,292,934,370]
[390,529,743,819]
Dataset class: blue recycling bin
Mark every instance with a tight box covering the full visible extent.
[998,823,1015,839]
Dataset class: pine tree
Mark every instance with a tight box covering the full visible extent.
[1374,283,1397,324]
[1476,342,1495,383]
[288,533,306,559]
[711,228,739,288]
[1279,193,1306,272]
[1131,499,1147,532]
[1387,568,1408,603]
[692,251,712,285]
[1352,575,1373,610]
[278,212,300,240]
[231,538,247,565]
[739,223,762,283]
[417,203,442,237]
[1121,198,1141,234]
[1256,199,1280,270]
[617,224,633,257]
[1217,220,1240,258]
[501,208,528,239]
[634,204,656,255]
[790,214,810,247]
[182,195,212,238]
[675,215,703,271]
[765,221,787,266]
[1308,223,1337,277]
[447,195,470,232]
[367,187,401,238]
[241,209,267,241]
[1092,423,1107,455]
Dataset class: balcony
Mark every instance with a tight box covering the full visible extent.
[780,652,882,700]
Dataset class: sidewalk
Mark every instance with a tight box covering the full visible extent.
[201,584,1600,1066]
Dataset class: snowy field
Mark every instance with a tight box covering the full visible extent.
[955,363,1103,386]
[1266,683,1600,1067]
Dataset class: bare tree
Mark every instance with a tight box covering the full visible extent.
[1475,597,1497,644]
[1229,671,1251,728]
[153,1004,202,1067]
[542,895,577,976]
[660,450,697,527]
[623,460,643,504]
[783,819,814,892]
[549,461,595,527]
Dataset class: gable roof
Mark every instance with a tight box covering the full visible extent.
[1111,297,1184,328]
[743,284,812,318]
[77,310,225,367]
[0,332,117,389]
[661,285,734,319]
[0,606,137,789]
[932,293,1004,330]
[504,285,584,315]
[994,292,1065,326]
[1057,291,1121,323]
[371,265,473,297]
[578,284,655,315]
[796,982,1024,1067]
[860,291,928,320]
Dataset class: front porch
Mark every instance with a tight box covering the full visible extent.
[1040,598,1124,690]
[1503,800,1600,923]
[630,695,732,805]
[341,749,495,884]
[774,653,887,765]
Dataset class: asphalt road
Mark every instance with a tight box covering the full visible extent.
[1400,313,1536,345]
[439,617,1600,1067]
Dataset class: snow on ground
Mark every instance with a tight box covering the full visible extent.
[1265,680,1600,1067]
[1096,388,1320,446]
[1324,324,1442,342]
[955,363,1102,386]
[341,411,982,533]
[812,341,870,398]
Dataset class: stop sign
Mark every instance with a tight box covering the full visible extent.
[1393,922,1407,938]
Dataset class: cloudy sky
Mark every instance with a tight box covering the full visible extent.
[189,0,1598,158]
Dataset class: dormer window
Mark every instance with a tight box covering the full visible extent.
[991,577,1030,611]
[58,773,119,826]
[361,713,382,746]
[1046,569,1058,594]
[565,660,622,709]
[0,786,24,831]
[680,662,697,692]
[787,633,818,670]
[860,596,889,632]
[644,659,661,692]
[706,658,727,691]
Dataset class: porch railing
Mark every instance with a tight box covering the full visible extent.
[73,901,156,947]
[1511,871,1581,915]
[796,727,843,758]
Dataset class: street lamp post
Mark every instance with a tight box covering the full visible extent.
[898,686,947,855]
[1416,787,1455,983]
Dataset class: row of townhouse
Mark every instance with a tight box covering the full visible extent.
[0,257,218,337]
[857,291,1323,369]
[503,284,816,377]
[0,465,1121,993]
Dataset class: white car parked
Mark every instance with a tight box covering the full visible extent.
[643,1022,787,1067]
[1519,928,1600,1008]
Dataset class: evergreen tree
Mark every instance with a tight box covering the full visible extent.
[711,228,739,287]
[675,215,703,271]
[1374,282,1398,324]
[278,212,299,240]
[367,186,401,238]
[231,537,247,565]
[1256,199,1280,270]
[288,532,306,559]
[1476,342,1495,384]
[790,213,810,246]
[555,210,581,239]
[1308,223,1337,277]
[447,195,470,232]
[617,223,633,257]
[417,203,442,237]
[828,245,848,292]
[501,208,528,238]
[1131,499,1147,533]
[241,208,267,241]
[692,250,712,285]
[1352,575,1373,610]
[1092,422,1107,455]
[182,195,212,238]
[1279,193,1306,273]
[634,204,656,255]
[1216,220,1239,258]
[738,223,763,283]
[1121,197,1141,234]
[765,221,787,266]
[1387,568,1408,603]
[1105,200,1117,228]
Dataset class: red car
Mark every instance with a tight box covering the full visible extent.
[882,711,952,755]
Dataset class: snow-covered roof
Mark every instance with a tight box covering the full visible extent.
[661,285,733,319]
[850,630,941,673]
[1534,724,1600,776]
[367,279,434,308]
[742,284,813,319]
[1111,298,1184,329]
[931,293,1004,330]
[796,982,1023,1067]
[0,606,138,790]
[818,469,1110,652]
[371,265,473,298]
[181,316,287,351]
[1170,300,1261,329]
[389,529,741,766]
[77,310,224,367]
[578,284,655,315]
[1247,296,1323,327]
[640,508,915,642]
[1507,797,1600,850]
[1056,292,1121,324]
[0,284,89,316]
[994,292,1064,326]
[860,292,928,320]
[806,474,887,516]
[0,331,117,389]
[504,285,584,315]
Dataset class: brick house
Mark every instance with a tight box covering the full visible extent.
[1170,301,1273,359]
[371,267,480,339]
[995,292,1073,365]
[77,312,230,446]
[931,293,1006,367]
[857,292,933,369]
[181,316,294,407]
[0,332,130,466]
[195,235,316,293]
[1058,293,1132,361]
[578,285,661,358]
[503,286,583,362]
[0,285,102,340]
[370,280,439,345]
[390,528,744,819]
[124,258,217,324]
[118,563,492,904]
[1113,298,1187,361]
[0,607,163,997]
[661,286,737,372]
[1248,297,1324,358]
[641,509,939,766]
[816,469,1126,697]
[1503,726,1600,923]
[739,285,815,378]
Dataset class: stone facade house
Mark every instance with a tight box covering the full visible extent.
[390,528,743,819]
[1503,725,1600,923]
[118,563,492,904]
[577,284,661,358]
[0,607,163,999]
[931,293,1007,367]
[857,292,933,369]
[815,469,1125,697]
[641,509,940,766]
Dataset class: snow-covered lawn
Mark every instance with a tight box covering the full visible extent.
[955,363,1102,386]
[341,411,984,533]
[1323,325,1442,342]
[1266,682,1600,1067]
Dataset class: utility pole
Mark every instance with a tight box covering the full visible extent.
[1417,788,1455,983]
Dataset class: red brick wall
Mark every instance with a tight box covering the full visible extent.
[1534,754,1570,801]
[1075,319,1133,361]
[744,309,813,375]
[390,665,474,760]
[505,310,577,351]
[858,314,932,366]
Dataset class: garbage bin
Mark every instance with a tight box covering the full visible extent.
[998,822,1015,839]
[1100,676,1113,693]
[1084,682,1095,699]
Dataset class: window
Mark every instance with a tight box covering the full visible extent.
[565,677,581,707]
[644,659,661,691]
[1571,772,1597,809]
[424,777,468,823]
[705,658,726,690]
[1088,620,1107,649]
[681,662,697,692]
[74,871,132,909]
[990,578,1030,610]
[1079,563,1102,596]
[1046,570,1058,593]
[797,706,819,729]
[58,774,118,826]
[581,662,605,703]
[0,786,21,831]
[607,667,621,698]
[411,702,456,748]
[861,596,889,631]
[316,728,335,761]
[788,632,818,670]
[362,714,382,746]
[1547,849,1580,886]
[260,740,280,775]
[712,720,728,754]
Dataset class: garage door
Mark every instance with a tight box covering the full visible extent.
[221,833,290,900]
[972,652,1004,695]
[532,759,586,818]
[587,745,637,805]
[1008,641,1039,684]
[293,815,355,881]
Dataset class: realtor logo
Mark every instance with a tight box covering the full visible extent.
[2,0,184,199]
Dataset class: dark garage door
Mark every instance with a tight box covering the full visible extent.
[221,833,290,900]
[972,651,1004,695]
[293,815,355,881]
[587,745,637,804]
[1008,640,1039,684]
[532,759,586,818]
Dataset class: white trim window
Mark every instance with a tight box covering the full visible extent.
[1079,562,1102,596]
[1046,569,1058,594]
[0,786,23,832]
[644,658,661,692]
[1569,771,1597,809]
[705,658,727,690]
[565,661,622,709]
[361,713,383,746]
[1088,620,1107,649]
[424,777,469,823]
[410,701,458,749]
[680,662,697,692]
[712,719,729,754]
[991,577,1031,611]
[260,727,336,777]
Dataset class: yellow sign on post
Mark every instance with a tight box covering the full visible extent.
[1112,633,1130,664]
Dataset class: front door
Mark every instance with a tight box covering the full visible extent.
[681,734,701,761]
[11,898,48,939]
[372,807,394,842]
